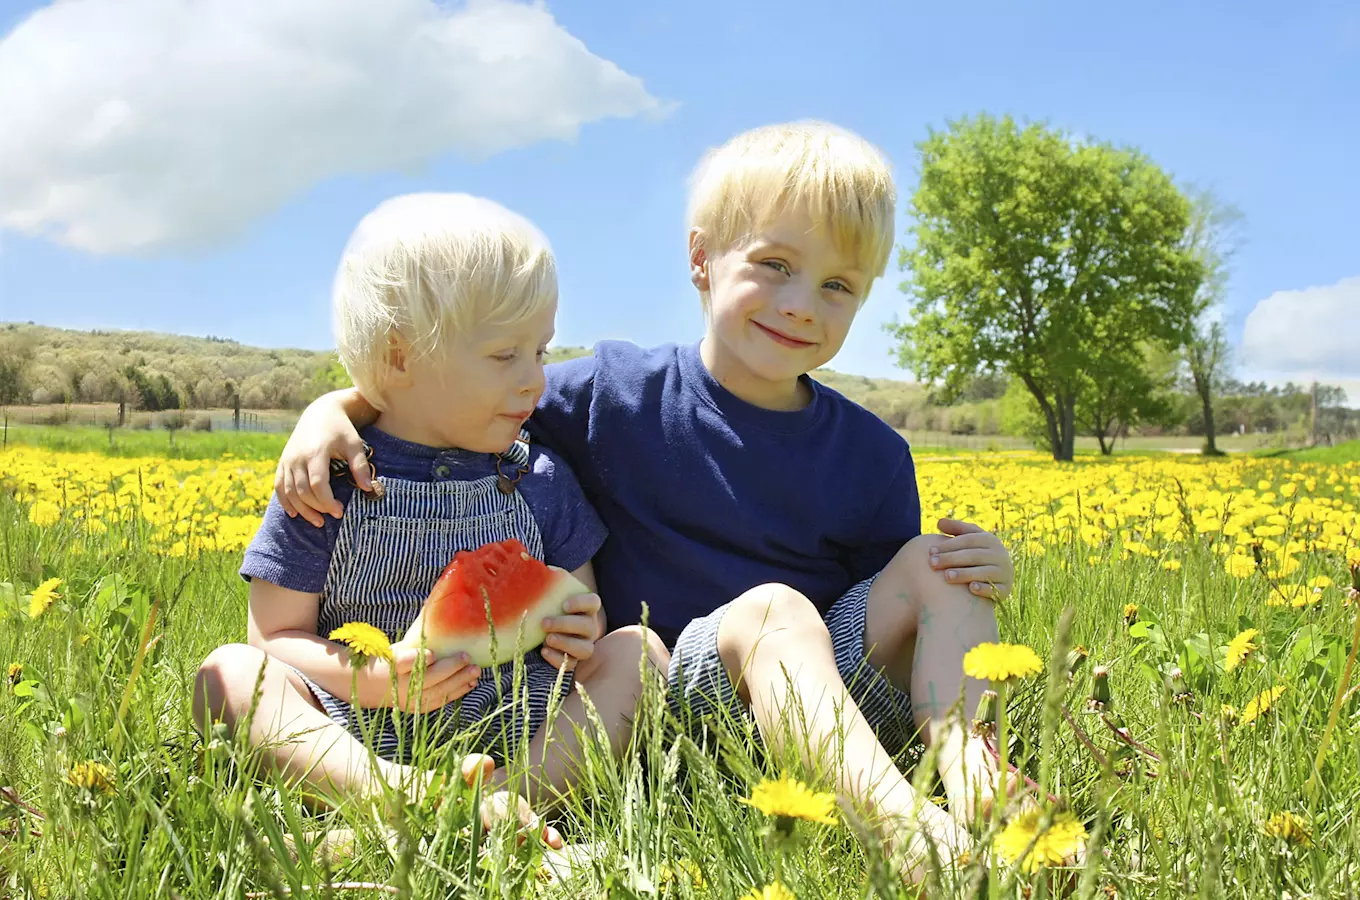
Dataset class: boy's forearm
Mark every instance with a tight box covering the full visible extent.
[256,630,384,707]
[331,388,379,428]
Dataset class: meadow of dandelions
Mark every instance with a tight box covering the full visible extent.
[2,441,1359,897]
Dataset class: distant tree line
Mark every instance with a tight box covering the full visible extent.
[0,324,591,417]
[0,323,351,413]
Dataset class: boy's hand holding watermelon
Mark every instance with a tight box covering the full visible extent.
[378,646,481,715]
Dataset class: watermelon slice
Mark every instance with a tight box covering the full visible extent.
[392,538,590,667]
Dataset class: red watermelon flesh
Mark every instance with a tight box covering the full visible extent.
[393,538,590,667]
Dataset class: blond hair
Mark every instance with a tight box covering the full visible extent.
[687,122,896,299]
[332,192,556,408]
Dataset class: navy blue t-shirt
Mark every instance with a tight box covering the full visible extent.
[243,426,606,593]
[528,341,922,646]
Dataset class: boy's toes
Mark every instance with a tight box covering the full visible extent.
[480,790,564,850]
[460,753,495,787]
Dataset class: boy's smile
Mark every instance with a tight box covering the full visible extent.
[693,207,864,411]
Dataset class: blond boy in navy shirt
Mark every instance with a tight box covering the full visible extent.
[277,123,1015,878]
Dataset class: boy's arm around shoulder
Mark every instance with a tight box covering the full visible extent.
[275,387,380,526]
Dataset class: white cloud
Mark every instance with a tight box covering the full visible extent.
[1239,275,1360,406]
[0,0,665,255]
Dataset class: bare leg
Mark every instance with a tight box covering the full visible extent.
[488,625,670,804]
[192,643,407,805]
[195,643,566,850]
[716,585,968,882]
[862,535,1001,821]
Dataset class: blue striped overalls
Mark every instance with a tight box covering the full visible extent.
[296,434,575,765]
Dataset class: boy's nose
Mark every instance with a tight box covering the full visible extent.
[519,362,546,395]
[777,286,818,323]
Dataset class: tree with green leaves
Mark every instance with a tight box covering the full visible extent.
[892,114,1204,460]
[1076,343,1181,454]
[0,334,34,407]
[1180,189,1242,455]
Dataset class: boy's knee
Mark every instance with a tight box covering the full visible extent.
[583,625,670,681]
[721,583,827,650]
[880,534,950,588]
[193,642,265,730]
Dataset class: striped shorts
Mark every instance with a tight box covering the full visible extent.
[295,653,573,767]
[666,574,919,756]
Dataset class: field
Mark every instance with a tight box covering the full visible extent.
[1,429,1359,898]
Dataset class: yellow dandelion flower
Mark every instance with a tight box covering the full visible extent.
[660,860,706,889]
[1241,685,1286,725]
[741,883,795,900]
[964,642,1044,682]
[1224,629,1259,673]
[27,578,62,619]
[1264,812,1311,847]
[1308,576,1332,589]
[994,809,1088,873]
[741,776,838,825]
[1225,554,1257,579]
[1162,559,1182,572]
[1123,603,1139,625]
[7,662,23,685]
[28,500,61,528]
[328,622,393,665]
[67,761,115,794]
[1347,547,1360,568]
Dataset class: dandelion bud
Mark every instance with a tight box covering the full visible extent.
[1220,704,1238,726]
[1350,562,1360,592]
[1164,667,1192,704]
[974,689,999,732]
[1090,665,1112,712]
[1065,646,1090,682]
[1250,542,1265,567]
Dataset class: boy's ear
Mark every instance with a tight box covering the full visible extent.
[688,228,709,292]
[384,334,414,388]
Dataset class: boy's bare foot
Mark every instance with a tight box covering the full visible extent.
[454,753,564,850]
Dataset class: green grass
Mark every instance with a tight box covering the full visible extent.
[0,424,287,460]
[2,448,1359,897]
[1261,440,1360,465]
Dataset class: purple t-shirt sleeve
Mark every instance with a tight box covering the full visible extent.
[519,448,607,573]
[240,481,352,593]
[844,450,922,583]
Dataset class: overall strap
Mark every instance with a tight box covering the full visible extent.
[495,428,532,495]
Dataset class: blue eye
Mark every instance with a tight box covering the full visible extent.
[825,280,852,294]
[763,260,790,275]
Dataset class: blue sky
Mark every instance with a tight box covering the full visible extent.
[1,0,1356,396]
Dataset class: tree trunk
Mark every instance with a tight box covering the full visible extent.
[1200,387,1218,455]
[1097,431,1112,455]
[1019,371,1063,461]
[1058,392,1077,461]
